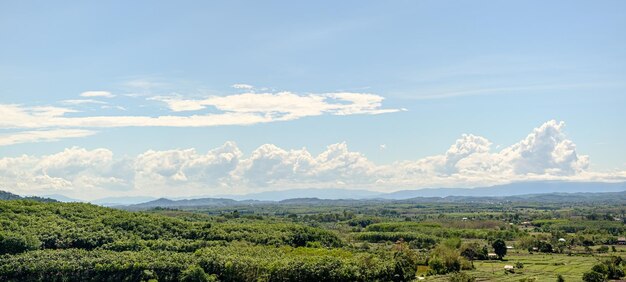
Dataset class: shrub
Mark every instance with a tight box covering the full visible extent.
[582,271,604,282]
[0,232,40,255]
[448,271,476,282]
[180,265,216,282]
[583,256,626,281]
[428,245,467,275]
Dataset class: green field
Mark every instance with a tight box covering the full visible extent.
[469,254,591,281]
[421,249,626,281]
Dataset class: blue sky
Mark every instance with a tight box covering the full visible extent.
[1,1,625,199]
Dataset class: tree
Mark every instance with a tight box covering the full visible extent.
[582,271,604,282]
[537,241,553,253]
[492,239,507,260]
[556,274,565,282]
[583,256,625,281]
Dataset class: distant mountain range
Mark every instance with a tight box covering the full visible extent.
[214,181,626,201]
[122,181,626,209]
[378,181,626,199]
[4,181,626,208]
[43,194,82,202]
[128,197,266,209]
[216,188,383,201]
[90,196,158,206]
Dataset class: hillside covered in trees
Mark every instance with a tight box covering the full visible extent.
[0,199,418,281]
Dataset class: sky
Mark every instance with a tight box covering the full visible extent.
[1,1,625,200]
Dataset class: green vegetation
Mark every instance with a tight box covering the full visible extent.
[582,256,625,281]
[0,192,625,281]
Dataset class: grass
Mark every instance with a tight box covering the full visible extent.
[423,250,614,282]
[468,253,593,281]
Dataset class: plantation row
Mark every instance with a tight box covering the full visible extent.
[0,244,419,282]
[0,201,340,255]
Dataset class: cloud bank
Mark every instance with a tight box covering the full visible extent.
[1,120,623,200]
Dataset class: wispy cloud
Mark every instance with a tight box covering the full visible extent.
[0,129,96,146]
[409,83,610,100]
[232,83,254,90]
[0,89,401,145]
[61,99,108,105]
[80,91,115,98]
[391,55,624,100]
[150,91,403,117]
[123,79,167,89]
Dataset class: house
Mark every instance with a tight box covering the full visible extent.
[558,238,566,243]
[488,253,498,259]
[618,237,626,245]
[506,246,514,249]
[521,221,533,227]
[504,265,515,273]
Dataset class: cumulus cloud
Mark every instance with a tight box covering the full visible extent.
[231,142,375,188]
[135,142,241,187]
[0,120,621,199]
[384,120,593,187]
[0,147,132,196]
[80,91,115,98]
[500,120,589,175]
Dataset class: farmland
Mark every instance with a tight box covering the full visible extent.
[1,191,625,281]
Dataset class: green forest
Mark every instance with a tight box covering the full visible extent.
[1,191,625,281]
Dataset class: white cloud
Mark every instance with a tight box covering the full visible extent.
[0,120,621,199]
[135,142,241,187]
[0,91,400,134]
[123,79,165,89]
[61,99,108,105]
[151,92,403,120]
[500,120,589,175]
[231,142,375,187]
[80,91,115,98]
[0,103,275,129]
[0,129,97,146]
[384,120,593,187]
[0,147,132,196]
[0,88,401,151]
[232,84,254,90]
